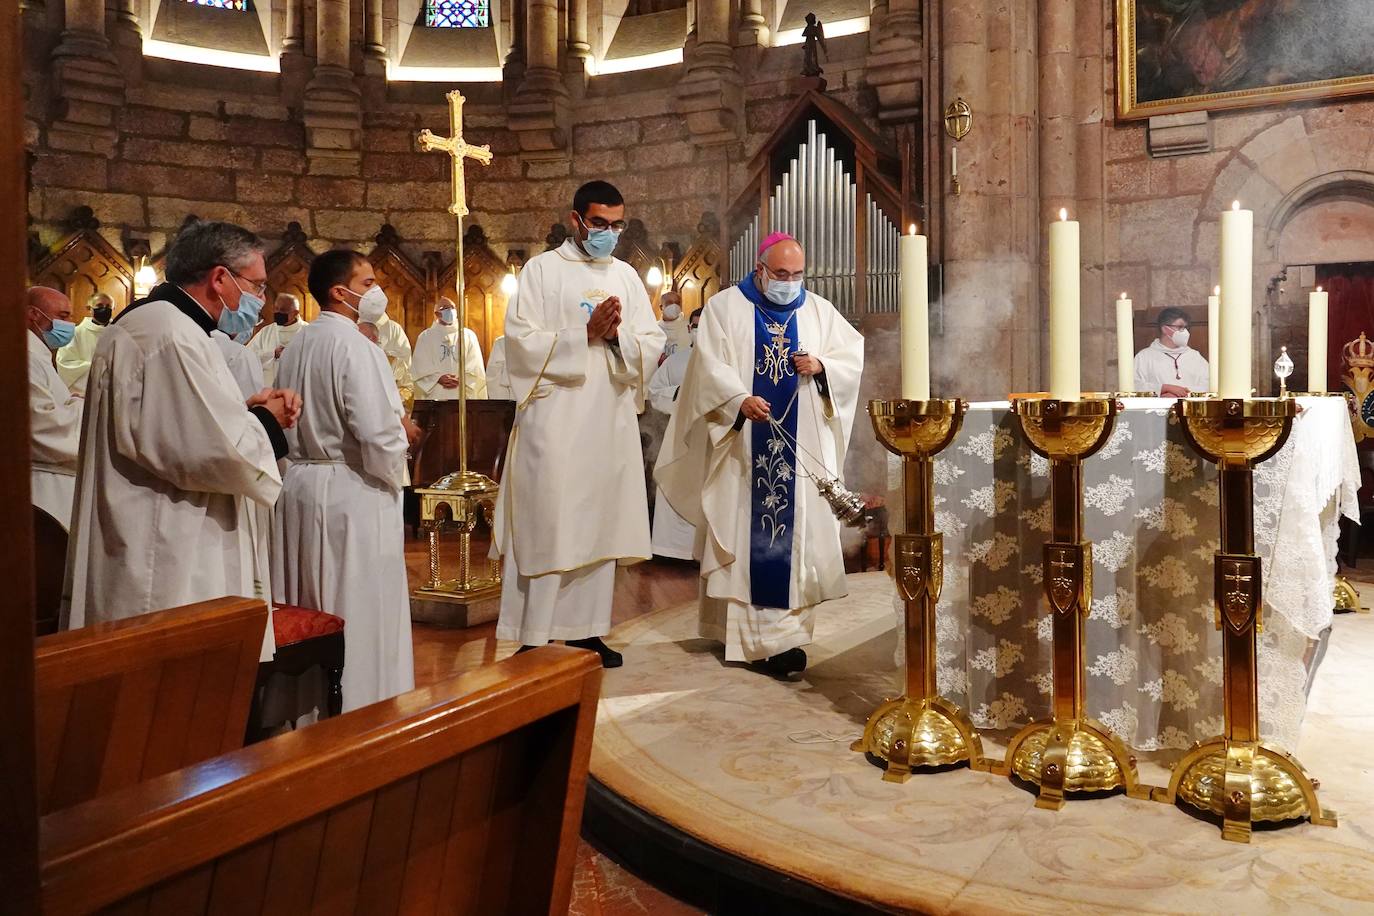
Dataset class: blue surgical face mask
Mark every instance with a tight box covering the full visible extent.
[765,278,803,306]
[439,307,456,325]
[578,216,621,259]
[43,317,76,350]
[218,274,265,342]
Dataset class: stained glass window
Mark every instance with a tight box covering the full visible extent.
[187,0,247,9]
[426,0,490,28]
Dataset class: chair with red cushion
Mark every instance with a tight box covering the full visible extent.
[246,604,345,743]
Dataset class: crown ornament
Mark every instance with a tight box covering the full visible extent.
[1343,332,1374,370]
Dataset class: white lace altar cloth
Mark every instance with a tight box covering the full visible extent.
[888,396,1359,751]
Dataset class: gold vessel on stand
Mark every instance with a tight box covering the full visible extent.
[997,396,1149,808]
[1158,397,1338,842]
[853,398,988,780]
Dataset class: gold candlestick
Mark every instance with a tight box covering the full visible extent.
[998,396,1148,808]
[1158,397,1337,842]
[853,398,987,780]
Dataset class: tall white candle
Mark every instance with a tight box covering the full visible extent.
[1049,209,1081,401]
[1309,286,1329,394]
[1116,292,1133,392]
[1207,285,1220,394]
[899,225,930,400]
[1219,201,1253,398]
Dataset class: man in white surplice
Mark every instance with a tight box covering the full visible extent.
[27,287,83,530]
[493,180,665,668]
[412,297,487,400]
[247,293,308,386]
[647,306,700,560]
[656,233,864,677]
[55,292,112,395]
[271,249,415,711]
[62,221,299,655]
[486,335,513,399]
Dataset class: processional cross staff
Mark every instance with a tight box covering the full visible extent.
[418,89,493,483]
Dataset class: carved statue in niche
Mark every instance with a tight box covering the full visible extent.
[801,13,827,78]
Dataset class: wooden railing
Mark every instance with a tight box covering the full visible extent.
[40,646,602,916]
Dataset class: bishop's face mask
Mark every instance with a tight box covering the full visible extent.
[439,307,456,325]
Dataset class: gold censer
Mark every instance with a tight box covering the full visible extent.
[997,397,1149,808]
[853,398,987,780]
[1157,397,1337,842]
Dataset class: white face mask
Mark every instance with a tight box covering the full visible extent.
[342,284,389,325]
[439,307,456,325]
[1168,326,1190,348]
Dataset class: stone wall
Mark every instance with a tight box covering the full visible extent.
[23,23,876,276]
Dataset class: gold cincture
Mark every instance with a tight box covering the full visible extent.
[1157,397,1337,842]
[997,397,1150,808]
[853,399,988,780]
[413,91,501,606]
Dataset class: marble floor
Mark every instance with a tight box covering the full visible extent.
[404,534,703,916]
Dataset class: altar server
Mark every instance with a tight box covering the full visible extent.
[55,292,112,394]
[492,180,665,668]
[247,293,307,386]
[648,307,701,560]
[1134,307,1209,397]
[63,221,298,637]
[271,249,414,711]
[657,290,691,365]
[27,287,83,529]
[656,233,864,677]
[374,309,414,391]
[412,297,487,400]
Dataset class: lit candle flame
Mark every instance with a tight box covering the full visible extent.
[908,223,917,236]
[1213,285,1221,295]
[1059,208,1068,221]
[1232,200,1241,211]
[1120,292,1127,300]
[1317,286,1324,293]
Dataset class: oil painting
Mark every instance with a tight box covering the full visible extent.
[1118,0,1374,119]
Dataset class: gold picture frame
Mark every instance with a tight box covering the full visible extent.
[1116,0,1374,121]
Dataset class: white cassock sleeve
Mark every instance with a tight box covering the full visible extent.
[345,346,410,491]
[116,336,282,508]
[812,298,865,452]
[31,352,83,472]
[503,259,593,404]
[411,326,444,397]
[607,275,666,413]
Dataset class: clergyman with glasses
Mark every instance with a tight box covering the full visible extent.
[655,232,865,678]
[62,220,300,659]
[490,180,665,668]
[1133,306,1209,397]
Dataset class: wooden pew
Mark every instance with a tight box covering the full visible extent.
[40,646,602,916]
[35,598,266,816]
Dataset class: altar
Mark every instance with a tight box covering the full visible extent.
[888,395,1360,751]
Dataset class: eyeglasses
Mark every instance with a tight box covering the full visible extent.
[578,214,628,233]
[760,264,805,283]
[1167,323,1189,331]
[224,267,268,299]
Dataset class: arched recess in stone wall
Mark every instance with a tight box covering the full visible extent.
[1264,171,1374,267]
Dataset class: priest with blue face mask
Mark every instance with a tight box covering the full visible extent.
[26,286,83,530]
[63,220,301,660]
[655,232,865,677]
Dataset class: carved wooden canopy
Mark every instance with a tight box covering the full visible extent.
[29,207,134,320]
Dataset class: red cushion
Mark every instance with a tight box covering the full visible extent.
[272,604,345,647]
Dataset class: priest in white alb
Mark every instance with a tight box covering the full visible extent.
[247,293,307,386]
[271,249,414,711]
[374,308,414,397]
[486,335,513,399]
[647,306,700,560]
[412,296,487,400]
[492,180,665,668]
[1134,307,1208,396]
[62,221,299,653]
[55,292,112,395]
[656,233,864,677]
[27,287,83,530]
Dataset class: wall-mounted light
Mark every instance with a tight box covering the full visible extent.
[134,256,158,297]
[500,269,518,296]
[645,264,664,291]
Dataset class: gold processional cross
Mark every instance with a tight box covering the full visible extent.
[417,89,492,483]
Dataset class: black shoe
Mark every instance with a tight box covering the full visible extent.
[566,636,624,669]
[752,648,807,678]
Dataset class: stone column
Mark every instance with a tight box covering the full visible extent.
[360,0,388,105]
[303,0,363,173]
[737,0,768,47]
[48,0,125,156]
[511,0,572,159]
[675,0,743,147]
[364,0,385,58]
[1038,0,1077,216]
[866,0,922,122]
[565,0,591,85]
